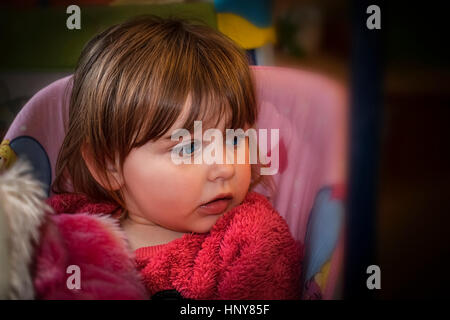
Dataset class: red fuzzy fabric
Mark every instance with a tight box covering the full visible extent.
[33,196,148,299]
[135,192,303,299]
[34,192,302,299]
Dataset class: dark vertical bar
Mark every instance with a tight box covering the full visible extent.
[344,0,384,299]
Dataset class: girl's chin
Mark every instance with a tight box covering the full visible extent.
[190,216,224,234]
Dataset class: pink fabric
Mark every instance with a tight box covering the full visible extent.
[5,66,347,299]
[34,212,148,299]
[38,191,302,300]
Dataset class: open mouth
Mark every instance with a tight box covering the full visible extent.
[199,194,233,215]
[203,194,232,205]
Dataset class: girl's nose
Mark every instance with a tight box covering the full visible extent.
[206,146,236,181]
[207,162,235,182]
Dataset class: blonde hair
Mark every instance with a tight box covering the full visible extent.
[52,15,273,210]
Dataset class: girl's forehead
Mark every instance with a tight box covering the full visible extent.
[169,93,233,132]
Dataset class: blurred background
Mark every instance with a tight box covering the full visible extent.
[1,0,449,299]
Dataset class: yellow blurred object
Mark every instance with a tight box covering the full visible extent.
[314,260,331,292]
[0,140,17,173]
[217,13,276,49]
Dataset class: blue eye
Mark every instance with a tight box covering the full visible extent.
[184,141,197,155]
[173,140,200,157]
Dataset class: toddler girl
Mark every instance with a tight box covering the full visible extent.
[33,16,303,300]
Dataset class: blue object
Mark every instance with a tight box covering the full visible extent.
[303,186,344,283]
[10,136,51,197]
[214,0,273,28]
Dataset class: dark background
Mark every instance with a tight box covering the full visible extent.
[275,0,450,299]
[378,2,450,299]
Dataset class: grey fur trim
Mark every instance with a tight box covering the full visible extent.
[0,159,52,299]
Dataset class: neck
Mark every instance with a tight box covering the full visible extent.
[120,214,185,251]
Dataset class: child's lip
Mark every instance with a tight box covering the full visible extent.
[198,198,232,215]
[201,193,233,206]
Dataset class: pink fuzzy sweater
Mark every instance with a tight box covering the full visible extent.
[34,192,303,300]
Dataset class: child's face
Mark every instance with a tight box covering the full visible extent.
[119,102,252,234]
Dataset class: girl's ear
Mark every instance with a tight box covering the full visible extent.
[81,143,124,191]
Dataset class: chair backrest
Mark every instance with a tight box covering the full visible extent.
[4,66,348,299]
[251,66,347,299]
[4,75,71,191]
